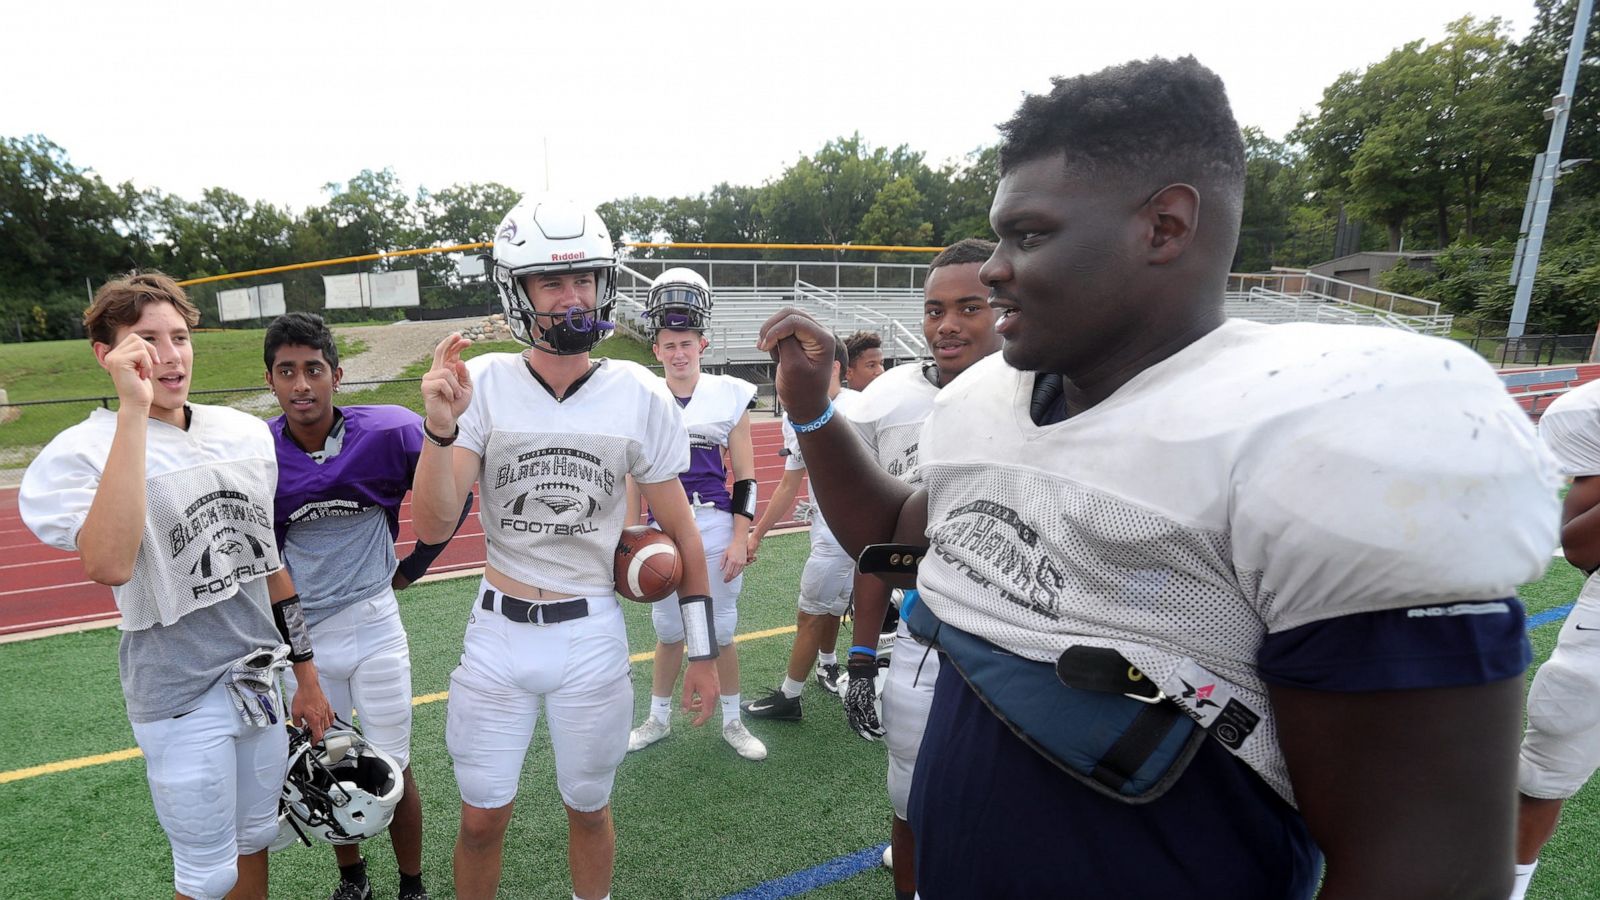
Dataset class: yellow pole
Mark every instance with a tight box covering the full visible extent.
[175,241,945,287]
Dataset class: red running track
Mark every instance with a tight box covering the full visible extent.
[0,420,799,637]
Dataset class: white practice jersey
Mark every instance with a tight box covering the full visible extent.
[682,373,756,452]
[458,354,689,596]
[916,319,1561,802]
[1539,379,1600,477]
[22,404,282,631]
[676,373,756,509]
[781,388,861,550]
[850,360,941,484]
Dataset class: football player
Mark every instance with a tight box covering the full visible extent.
[1511,378,1600,900]
[833,240,1001,900]
[760,57,1560,898]
[842,330,885,391]
[743,339,860,716]
[20,272,333,900]
[625,267,766,761]
[410,196,719,900]
[265,311,471,900]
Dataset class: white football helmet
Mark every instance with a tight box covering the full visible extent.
[269,727,403,850]
[644,267,714,332]
[492,194,618,355]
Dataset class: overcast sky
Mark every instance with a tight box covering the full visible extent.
[4,0,1546,213]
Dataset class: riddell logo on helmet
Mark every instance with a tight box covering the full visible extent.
[550,251,586,261]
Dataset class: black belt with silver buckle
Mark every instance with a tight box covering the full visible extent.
[482,590,589,625]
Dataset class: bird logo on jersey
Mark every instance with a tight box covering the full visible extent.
[502,482,600,519]
[188,526,275,598]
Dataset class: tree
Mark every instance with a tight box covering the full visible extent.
[302,168,417,261]
[420,181,521,246]
[1294,18,1526,250]
[1237,128,1308,271]
[857,176,934,247]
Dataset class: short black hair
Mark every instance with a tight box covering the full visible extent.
[264,311,338,370]
[930,238,996,271]
[843,330,881,359]
[998,57,1244,193]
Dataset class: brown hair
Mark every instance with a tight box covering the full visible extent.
[83,271,200,346]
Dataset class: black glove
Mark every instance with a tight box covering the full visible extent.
[844,657,884,741]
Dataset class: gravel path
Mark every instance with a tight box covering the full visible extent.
[234,317,483,412]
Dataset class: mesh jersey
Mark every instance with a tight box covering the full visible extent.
[849,360,940,484]
[1539,379,1600,477]
[917,319,1561,803]
[673,373,756,511]
[22,404,283,631]
[457,354,689,596]
[781,388,861,550]
[271,405,423,626]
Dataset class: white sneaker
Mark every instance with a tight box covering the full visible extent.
[628,717,671,752]
[881,845,893,869]
[722,719,768,761]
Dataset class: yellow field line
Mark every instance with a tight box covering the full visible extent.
[0,623,799,786]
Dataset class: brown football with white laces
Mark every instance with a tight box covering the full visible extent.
[614,526,683,603]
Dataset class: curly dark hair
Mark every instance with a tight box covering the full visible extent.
[264,311,339,370]
[997,57,1244,195]
[842,330,881,359]
[930,238,996,271]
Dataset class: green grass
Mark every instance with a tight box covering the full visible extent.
[5,544,1597,898]
[0,331,655,464]
[0,330,362,455]
[0,532,898,899]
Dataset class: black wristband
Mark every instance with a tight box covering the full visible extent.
[731,478,758,520]
[273,594,314,663]
[423,421,458,447]
[847,657,878,680]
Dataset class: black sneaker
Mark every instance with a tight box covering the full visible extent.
[741,688,803,721]
[397,883,430,900]
[815,661,843,695]
[329,880,371,900]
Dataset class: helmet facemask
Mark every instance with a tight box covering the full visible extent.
[271,726,403,850]
[494,263,618,356]
[644,270,713,333]
[491,195,621,357]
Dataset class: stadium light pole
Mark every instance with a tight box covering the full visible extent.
[1509,0,1595,339]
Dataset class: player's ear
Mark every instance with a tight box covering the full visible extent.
[333,365,343,393]
[1142,183,1200,265]
[93,342,113,370]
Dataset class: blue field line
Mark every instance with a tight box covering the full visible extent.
[722,844,889,900]
[1530,603,1575,630]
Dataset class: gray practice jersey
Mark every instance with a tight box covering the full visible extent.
[21,405,283,722]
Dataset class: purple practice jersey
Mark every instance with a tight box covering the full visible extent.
[271,405,423,625]
[672,374,756,512]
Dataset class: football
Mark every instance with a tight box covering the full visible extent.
[614,526,683,603]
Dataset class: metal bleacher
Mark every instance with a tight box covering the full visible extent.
[614,260,931,365]
[1224,272,1453,336]
[611,261,1454,366]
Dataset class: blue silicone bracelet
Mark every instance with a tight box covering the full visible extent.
[792,402,835,433]
[849,645,878,658]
